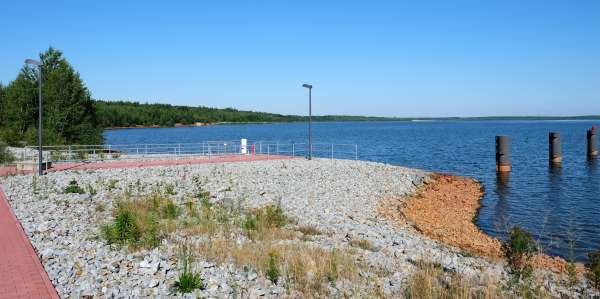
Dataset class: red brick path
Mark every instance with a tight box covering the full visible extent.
[0,188,59,299]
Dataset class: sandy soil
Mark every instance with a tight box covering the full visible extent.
[379,173,582,275]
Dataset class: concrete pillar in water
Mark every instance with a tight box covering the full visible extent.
[495,136,511,172]
[588,126,598,158]
[549,132,562,164]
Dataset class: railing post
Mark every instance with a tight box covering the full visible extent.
[355,145,358,160]
[292,143,295,157]
[276,142,279,155]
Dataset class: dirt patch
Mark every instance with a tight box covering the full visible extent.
[378,174,580,274]
[379,174,504,258]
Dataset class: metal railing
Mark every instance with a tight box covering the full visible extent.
[18,140,358,164]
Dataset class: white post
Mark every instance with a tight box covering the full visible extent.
[355,145,358,160]
[331,144,334,160]
[292,143,295,157]
[241,139,248,155]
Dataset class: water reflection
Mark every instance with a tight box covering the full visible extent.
[544,165,563,251]
[493,172,511,235]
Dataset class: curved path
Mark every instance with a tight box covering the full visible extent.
[0,154,294,298]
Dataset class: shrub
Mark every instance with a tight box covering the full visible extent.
[172,248,203,294]
[64,180,85,194]
[266,252,280,284]
[503,226,536,277]
[0,142,14,164]
[586,248,600,289]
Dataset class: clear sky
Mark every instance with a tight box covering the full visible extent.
[1,0,599,117]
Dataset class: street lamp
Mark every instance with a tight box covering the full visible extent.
[302,84,313,160]
[25,58,44,175]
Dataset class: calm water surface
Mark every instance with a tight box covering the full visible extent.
[105,121,600,261]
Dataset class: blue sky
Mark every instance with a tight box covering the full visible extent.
[1,0,599,117]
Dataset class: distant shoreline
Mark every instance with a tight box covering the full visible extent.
[104,116,600,130]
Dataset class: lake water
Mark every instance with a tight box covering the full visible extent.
[105,121,600,261]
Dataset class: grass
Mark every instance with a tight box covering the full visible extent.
[404,261,505,299]
[64,180,85,194]
[350,238,376,251]
[296,225,322,236]
[100,192,178,249]
[171,245,204,294]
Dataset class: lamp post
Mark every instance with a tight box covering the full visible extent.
[302,84,313,160]
[25,58,43,175]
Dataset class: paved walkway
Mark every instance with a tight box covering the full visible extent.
[0,188,59,299]
[0,154,294,298]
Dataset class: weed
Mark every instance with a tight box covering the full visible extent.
[503,226,536,278]
[108,179,119,191]
[266,252,280,284]
[100,193,179,249]
[243,215,258,231]
[566,227,579,287]
[87,184,97,196]
[165,184,177,195]
[162,200,179,219]
[64,180,85,194]
[171,246,203,294]
[586,248,600,289]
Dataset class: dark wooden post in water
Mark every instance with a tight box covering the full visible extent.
[549,132,562,165]
[496,136,511,172]
[588,126,598,158]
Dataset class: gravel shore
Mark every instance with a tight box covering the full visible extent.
[0,159,594,298]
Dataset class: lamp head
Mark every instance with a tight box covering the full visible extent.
[302,84,312,89]
[25,59,42,66]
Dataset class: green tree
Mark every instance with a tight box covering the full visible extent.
[0,47,103,145]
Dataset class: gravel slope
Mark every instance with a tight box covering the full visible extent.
[1,159,518,298]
